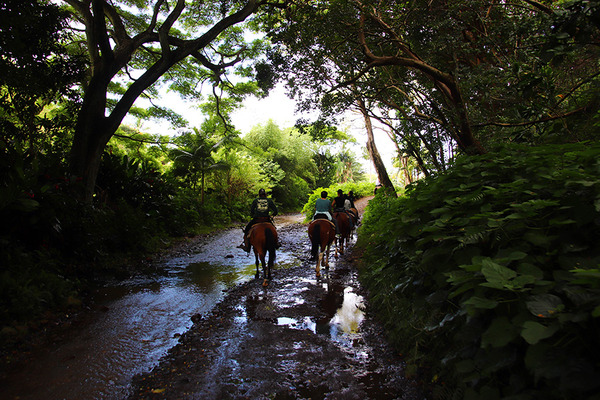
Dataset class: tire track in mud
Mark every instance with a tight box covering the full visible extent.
[128,217,424,400]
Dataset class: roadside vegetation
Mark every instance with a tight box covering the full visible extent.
[358,143,600,399]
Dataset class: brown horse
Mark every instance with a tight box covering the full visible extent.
[333,211,352,254]
[308,218,337,277]
[248,222,277,286]
[347,207,359,238]
[348,207,359,226]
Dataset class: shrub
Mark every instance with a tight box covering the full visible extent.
[301,181,375,221]
[358,143,600,399]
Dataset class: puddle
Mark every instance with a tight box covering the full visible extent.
[275,286,365,347]
[277,316,317,333]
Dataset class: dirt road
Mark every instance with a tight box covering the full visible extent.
[128,198,424,399]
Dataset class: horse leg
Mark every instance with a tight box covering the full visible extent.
[316,250,322,278]
[254,252,260,279]
[267,248,274,281]
[334,237,339,259]
[262,255,269,287]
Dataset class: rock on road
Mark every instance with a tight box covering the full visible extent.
[128,197,424,400]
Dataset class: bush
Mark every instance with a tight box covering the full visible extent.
[357,142,600,399]
[301,181,375,221]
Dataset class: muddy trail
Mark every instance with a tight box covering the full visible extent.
[128,200,424,400]
[0,198,424,399]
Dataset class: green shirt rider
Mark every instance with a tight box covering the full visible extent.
[312,190,339,233]
[238,188,279,252]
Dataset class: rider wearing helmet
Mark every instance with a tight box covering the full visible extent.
[238,188,279,252]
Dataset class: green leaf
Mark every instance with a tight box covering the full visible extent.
[571,269,600,280]
[463,296,498,310]
[430,207,450,215]
[502,251,528,261]
[526,294,563,317]
[521,321,559,344]
[523,232,553,247]
[482,316,518,348]
[517,263,544,280]
[487,218,503,228]
[481,258,517,289]
[507,275,537,290]
[571,180,596,187]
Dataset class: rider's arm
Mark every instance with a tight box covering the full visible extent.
[270,199,278,216]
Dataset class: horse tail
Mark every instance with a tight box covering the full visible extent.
[311,223,321,260]
[265,226,275,251]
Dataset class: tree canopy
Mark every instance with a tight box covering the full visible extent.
[59,0,286,201]
[262,0,600,175]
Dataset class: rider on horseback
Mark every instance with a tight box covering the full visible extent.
[347,191,356,208]
[238,188,279,252]
[333,189,346,211]
[313,190,339,234]
[333,189,355,230]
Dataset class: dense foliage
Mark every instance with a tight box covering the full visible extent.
[262,0,600,175]
[358,142,600,399]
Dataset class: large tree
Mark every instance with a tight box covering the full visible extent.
[262,0,600,173]
[61,0,282,202]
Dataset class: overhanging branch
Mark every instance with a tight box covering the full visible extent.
[474,107,586,128]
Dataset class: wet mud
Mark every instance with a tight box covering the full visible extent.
[128,218,424,400]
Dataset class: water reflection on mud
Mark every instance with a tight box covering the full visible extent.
[275,286,365,347]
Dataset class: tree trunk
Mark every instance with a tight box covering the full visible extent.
[356,97,397,196]
[69,71,114,202]
[356,7,487,156]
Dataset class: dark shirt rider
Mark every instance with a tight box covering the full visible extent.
[238,188,278,252]
[333,189,346,211]
[333,189,355,229]
[250,191,278,220]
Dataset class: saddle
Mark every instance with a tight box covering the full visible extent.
[248,219,275,235]
[311,215,335,229]
[348,208,359,220]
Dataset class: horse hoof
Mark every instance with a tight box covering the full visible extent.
[262,279,269,287]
